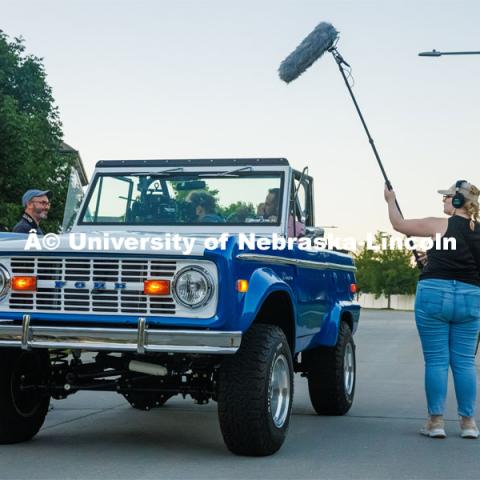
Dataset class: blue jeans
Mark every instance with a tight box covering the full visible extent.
[415,279,480,417]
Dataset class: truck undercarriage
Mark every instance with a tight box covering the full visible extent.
[34,350,220,408]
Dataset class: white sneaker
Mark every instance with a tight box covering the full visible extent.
[460,418,479,439]
[420,419,446,438]
[460,427,479,439]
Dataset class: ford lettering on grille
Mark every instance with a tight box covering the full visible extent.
[54,281,127,290]
[8,257,177,315]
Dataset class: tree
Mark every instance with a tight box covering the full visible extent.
[354,231,419,308]
[218,200,255,220]
[0,31,74,233]
[172,182,256,221]
[354,242,379,294]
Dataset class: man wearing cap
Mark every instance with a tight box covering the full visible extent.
[13,189,52,235]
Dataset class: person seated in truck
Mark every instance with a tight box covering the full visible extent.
[257,188,305,236]
[186,191,225,223]
[257,188,280,222]
[289,195,306,238]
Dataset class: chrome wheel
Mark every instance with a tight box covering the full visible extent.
[344,342,355,396]
[218,324,293,455]
[269,354,291,428]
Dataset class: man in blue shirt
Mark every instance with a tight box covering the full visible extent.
[12,189,52,235]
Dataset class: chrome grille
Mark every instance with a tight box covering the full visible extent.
[9,257,177,315]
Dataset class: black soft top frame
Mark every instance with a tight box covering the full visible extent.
[95,158,290,168]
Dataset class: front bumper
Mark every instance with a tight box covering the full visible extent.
[0,315,242,354]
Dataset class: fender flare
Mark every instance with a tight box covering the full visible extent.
[238,268,296,335]
[312,302,359,347]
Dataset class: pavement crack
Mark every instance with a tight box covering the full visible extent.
[43,404,125,431]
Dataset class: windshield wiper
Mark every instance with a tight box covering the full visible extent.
[202,166,253,177]
[128,168,185,176]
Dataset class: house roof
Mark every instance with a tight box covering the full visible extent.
[60,142,88,186]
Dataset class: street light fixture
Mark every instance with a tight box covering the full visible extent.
[419,49,480,57]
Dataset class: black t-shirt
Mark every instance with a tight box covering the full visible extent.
[12,213,44,235]
[420,215,480,287]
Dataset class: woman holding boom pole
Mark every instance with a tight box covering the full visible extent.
[384,180,480,439]
[277,20,480,438]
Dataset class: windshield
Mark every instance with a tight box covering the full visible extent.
[78,173,284,225]
[62,169,86,232]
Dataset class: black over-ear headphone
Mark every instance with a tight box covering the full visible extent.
[452,179,467,208]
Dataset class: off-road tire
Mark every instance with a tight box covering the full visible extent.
[0,348,51,444]
[304,321,355,415]
[217,324,293,456]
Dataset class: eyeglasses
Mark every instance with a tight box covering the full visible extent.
[32,201,51,207]
[442,195,454,201]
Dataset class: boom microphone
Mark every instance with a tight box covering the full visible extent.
[278,21,423,269]
[278,22,339,83]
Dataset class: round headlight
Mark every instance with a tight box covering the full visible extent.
[173,266,214,309]
[0,265,11,301]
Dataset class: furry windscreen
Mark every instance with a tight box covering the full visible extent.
[279,22,339,83]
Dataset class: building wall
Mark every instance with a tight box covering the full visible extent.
[357,293,415,311]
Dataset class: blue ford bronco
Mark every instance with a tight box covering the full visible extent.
[0,158,360,456]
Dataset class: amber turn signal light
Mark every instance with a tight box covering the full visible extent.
[144,279,170,296]
[236,279,249,293]
[12,276,37,291]
[350,283,357,294]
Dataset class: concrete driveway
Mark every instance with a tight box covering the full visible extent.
[1,309,479,479]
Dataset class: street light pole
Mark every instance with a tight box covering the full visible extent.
[419,49,480,57]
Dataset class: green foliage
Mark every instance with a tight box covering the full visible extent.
[171,181,218,203]
[171,182,255,221]
[0,31,74,233]
[354,231,419,301]
[218,201,255,220]
[354,243,379,294]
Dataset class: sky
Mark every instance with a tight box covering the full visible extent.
[3,0,480,242]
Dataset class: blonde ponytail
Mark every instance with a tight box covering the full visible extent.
[465,203,479,231]
[464,183,480,231]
